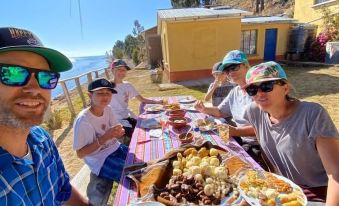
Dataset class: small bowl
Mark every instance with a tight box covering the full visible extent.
[168,109,186,118]
[178,132,194,144]
[168,117,187,129]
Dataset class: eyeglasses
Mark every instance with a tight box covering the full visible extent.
[224,64,241,73]
[0,64,60,89]
[245,80,285,96]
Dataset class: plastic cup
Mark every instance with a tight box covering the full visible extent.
[218,124,229,145]
[162,97,168,105]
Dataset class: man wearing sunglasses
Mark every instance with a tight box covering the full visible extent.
[194,50,265,166]
[0,27,90,205]
[242,61,339,205]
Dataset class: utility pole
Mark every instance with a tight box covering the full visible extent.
[255,0,265,13]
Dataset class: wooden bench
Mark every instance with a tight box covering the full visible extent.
[71,164,113,205]
[70,164,91,198]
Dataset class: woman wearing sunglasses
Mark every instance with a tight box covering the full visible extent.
[243,61,339,205]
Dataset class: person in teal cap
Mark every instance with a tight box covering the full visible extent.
[204,61,234,106]
[194,50,265,168]
[242,61,339,204]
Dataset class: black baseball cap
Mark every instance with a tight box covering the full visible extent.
[212,61,222,74]
[0,27,72,72]
[110,59,131,70]
[88,78,117,93]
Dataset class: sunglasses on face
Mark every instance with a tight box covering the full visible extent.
[245,80,285,96]
[224,64,241,73]
[0,64,60,89]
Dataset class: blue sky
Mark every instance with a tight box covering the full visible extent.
[1,0,172,57]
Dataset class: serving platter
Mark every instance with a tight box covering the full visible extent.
[144,104,164,113]
[238,170,307,206]
[178,96,197,104]
[194,117,217,132]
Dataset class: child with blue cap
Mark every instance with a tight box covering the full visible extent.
[195,50,265,168]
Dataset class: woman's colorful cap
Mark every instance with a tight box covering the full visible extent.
[244,61,287,88]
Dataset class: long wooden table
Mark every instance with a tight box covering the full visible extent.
[113,96,261,206]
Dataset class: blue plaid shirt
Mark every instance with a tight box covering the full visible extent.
[0,126,72,206]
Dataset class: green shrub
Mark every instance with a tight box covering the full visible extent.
[46,109,63,130]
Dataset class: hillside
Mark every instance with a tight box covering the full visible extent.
[215,0,295,17]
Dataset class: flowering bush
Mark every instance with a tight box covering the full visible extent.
[310,30,337,62]
[309,7,339,62]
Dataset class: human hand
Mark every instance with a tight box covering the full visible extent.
[213,73,225,86]
[154,99,163,104]
[105,124,125,140]
[194,100,206,112]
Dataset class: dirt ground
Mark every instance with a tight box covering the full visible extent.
[51,65,339,180]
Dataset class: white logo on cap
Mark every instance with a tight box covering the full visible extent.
[27,38,39,45]
[101,79,109,86]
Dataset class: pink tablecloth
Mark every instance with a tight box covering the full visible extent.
[113,96,261,206]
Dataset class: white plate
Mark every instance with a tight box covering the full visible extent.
[238,171,307,206]
[140,119,161,129]
[180,104,196,111]
[194,117,217,131]
[179,96,196,104]
[144,105,163,113]
[130,201,165,206]
[199,124,216,132]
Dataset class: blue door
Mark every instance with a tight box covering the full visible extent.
[264,29,277,61]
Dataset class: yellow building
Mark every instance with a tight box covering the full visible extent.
[157,8,295,82]
[294,0,338,34]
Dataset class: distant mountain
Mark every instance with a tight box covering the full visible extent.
[214,0,294,17]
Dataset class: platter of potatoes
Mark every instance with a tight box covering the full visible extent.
[126,142,257,205]
[155,147,238,205]
[150,143,254,205]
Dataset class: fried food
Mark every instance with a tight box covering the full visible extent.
[224,156,250,176]
[164,103,180,111]
[239,170,306,206]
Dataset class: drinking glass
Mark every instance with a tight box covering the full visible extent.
[218,124,230,145]
[160,117,168,138]
[162,97,168,105]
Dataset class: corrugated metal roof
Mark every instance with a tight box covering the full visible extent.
[158,8,251,21]
[241,16,295,24]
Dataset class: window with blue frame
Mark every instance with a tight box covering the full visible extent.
[241,30,257,55]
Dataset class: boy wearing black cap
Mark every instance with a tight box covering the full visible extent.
[0,27,89,205]
[73,78,128,205]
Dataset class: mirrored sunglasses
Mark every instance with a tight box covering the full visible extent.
[0,64,60,89]
[245,80,285,96]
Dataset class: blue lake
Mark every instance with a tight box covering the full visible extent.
[52,55,109,98]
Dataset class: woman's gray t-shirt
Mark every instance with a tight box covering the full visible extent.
[244,101,339,187]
